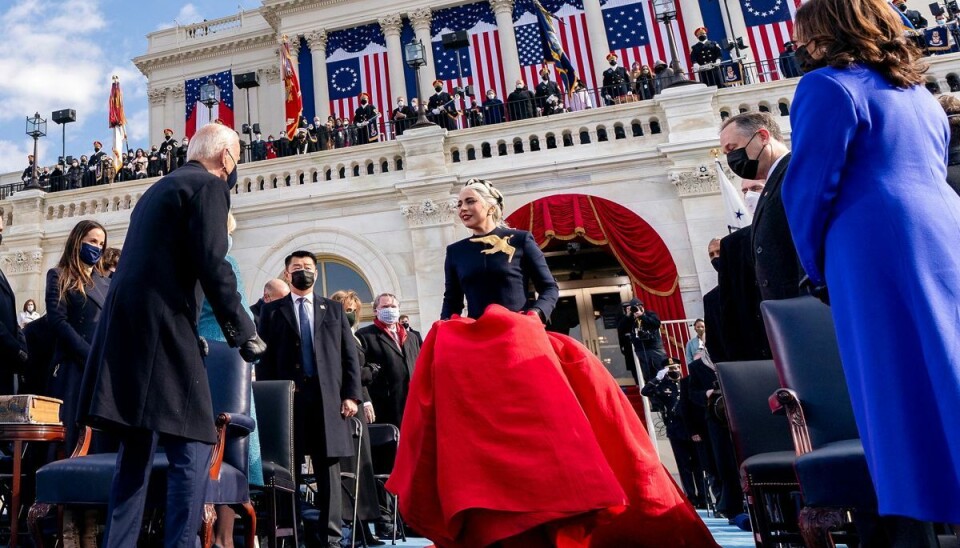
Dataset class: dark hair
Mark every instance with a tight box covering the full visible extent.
[284,250,317,268]
[102,247,121,271]
[939,94,960,147]
[720,112,785,142]
[694,318,705,325]
[794,0,926,89]
[23,299,36,312]
[57,220,107,302]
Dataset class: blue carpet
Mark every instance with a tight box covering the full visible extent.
[365,511,756,547]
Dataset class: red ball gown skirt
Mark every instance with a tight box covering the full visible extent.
[385,305,718,548]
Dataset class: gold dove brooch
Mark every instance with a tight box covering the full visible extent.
[469,234,516,263]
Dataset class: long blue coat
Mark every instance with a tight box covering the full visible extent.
[782,65,960,523]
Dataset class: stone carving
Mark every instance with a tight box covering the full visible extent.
[409,8,432,31]
[147,87,167,105]
[488,0,516,15]
[260,66,281,83]
[1,249,43,274]
[305,29,328,52]
[670,163,724,196]
[170,83,185,99]
[378,14,404,36]
[401,198,458,226]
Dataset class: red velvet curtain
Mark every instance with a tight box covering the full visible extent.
[506,194,687,323]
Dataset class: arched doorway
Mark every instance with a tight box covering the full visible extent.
[506,194,688,385]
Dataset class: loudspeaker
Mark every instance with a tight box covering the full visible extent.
[442,31,469,50]
[52,109,76,124]
[65,156,74,165]
[950,0,960,14]
[252,123,261,134]
[234,72,260,89]
[931,2,945,16]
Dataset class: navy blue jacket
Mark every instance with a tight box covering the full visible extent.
[441,227,559,320]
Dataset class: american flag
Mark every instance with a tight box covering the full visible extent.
[431,3,506,108]
[516,19,550,87]
[602,0,691,76]
[741,0,806,81]
[185,70,234,138]
[514,7,596,91]
[326,24,392,130]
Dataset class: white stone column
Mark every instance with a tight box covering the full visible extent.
[288,36,301,80]
[170,83,185,137]
[678,0,705,39]
[582,0,610,88]
[306,29,330,123]
[410,8,437,100]
[379,15,408,105]
[489,0,522,87]
[147,87,166,142]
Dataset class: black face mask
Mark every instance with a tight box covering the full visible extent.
[711,257,722,273]
[898,3,907,11]
[726,131,765,180]
[435,86,443,92]
[225,150,239,190]
[698,35,707,42]
[609,60,617,66]
[290,270,316,291]
[794,45,825,73]
[360,99,368,105]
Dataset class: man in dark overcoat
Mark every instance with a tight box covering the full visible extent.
[719,112,802,302]
[0,216,27,395]
[357,293,420,430]
[256,250,362,548]
[78,123,264,547]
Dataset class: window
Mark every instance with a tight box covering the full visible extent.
[314,255,375,308]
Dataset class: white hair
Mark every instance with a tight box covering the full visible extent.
[463,178,508,228]
[186,123,238,163]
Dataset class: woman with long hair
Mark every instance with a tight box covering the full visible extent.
[18,299,39,328]
[330,289,384,545]
[45,219,110,547]
[387,179,716,547]
[784,0,960,537]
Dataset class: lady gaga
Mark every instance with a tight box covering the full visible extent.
[387,179,716,547]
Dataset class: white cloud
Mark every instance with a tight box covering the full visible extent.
[0,0,141,172]
[0,139,51,175]
[156,3,203,30]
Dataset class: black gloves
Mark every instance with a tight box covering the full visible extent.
[239,334,267,363]
[800,275,830,306]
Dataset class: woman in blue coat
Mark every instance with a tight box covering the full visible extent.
[784,0,960,525]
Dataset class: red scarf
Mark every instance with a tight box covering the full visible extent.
[374,318,407,347]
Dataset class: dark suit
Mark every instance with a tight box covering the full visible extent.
[718,228,771,361]
[506,89,536,121]
[602,65,630,102]
[691,40,723,87]
[534,80,562,115]
[78,160,255,547]
[391,105,417,136]
[428,91,458,131]
[752,153,803,302]
[356,324,420,429]
[45,268,110,450]
[905,8,928,29]
[0,267,25,394]
[256,291,362,544]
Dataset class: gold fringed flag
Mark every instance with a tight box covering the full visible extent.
[108,76,127,171]
[281,35,303,140]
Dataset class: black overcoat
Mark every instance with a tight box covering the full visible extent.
[0,268,24,394]
[78,161,255,444]
[751,153,804,302]
[356,325,419,429]
[255,292,362,458]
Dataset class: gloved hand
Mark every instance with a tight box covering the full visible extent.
[17,350,28,364]
[239,334,267,363]
[432,108,441,115]
[655,368,669,381]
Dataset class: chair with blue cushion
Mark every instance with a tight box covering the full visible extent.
[27,340,257,548]
[251,380,298,548]
[716,360,802,547]
[761,296,872,547]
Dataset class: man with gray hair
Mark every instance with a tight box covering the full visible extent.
[79,123,266,547]
[718,112,802,302]
[356,293,420,430]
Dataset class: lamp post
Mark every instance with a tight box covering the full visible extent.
[200,79,219,123]
[653,0,685,75]
[25,112,46,191]
[404,39,436,129]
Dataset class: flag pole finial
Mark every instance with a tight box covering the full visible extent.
[710,147,720,159]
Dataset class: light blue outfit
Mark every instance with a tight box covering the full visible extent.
[198,254,264,486]
[684,336,703,366]
[782,65,960,522]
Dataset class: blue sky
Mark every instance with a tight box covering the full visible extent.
[0,0,260,174]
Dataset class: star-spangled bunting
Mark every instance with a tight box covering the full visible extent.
[185,69,234,138]
[741,0,806,82]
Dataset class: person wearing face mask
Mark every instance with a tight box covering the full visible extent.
[892,0,928,29]
[690,28,723,88]
[354,92,381,144]
[635,65,656,100]
[428,80,459,131]
[602,52,630,104]
[76,123,264,548]
[535,67,563,115]
[18,299,40,328]
[397,314,422,346]
[84,141,107,187]
[506,79,536,121]
[391,96,415,136]
[256,250,361,548]
[701,239,730,364]
[356,293,420,431]
[719,112,801,303]
[482,89,505,124]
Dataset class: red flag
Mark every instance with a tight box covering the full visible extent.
[281,36,303,140]
[109,76,127,170]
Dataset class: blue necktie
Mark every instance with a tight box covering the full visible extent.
[298,297,316,377]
